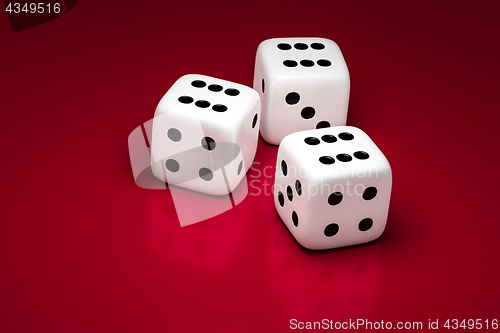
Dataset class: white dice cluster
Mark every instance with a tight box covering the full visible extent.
[149,38,391,250]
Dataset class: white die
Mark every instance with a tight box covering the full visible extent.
[253,37,350,145]
[150,74,261,195]
[274,126,392,250]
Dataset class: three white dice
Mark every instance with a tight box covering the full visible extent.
[146,39,391,250]
[253,37,350,145]
[274,126,392,250]
[150,74,261,195]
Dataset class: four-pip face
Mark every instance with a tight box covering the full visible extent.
[253,37,350,145]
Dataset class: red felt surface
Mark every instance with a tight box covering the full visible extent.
[1,1,499,332]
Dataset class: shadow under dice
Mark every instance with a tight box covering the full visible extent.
[150,74,261,196]
[253,37,350,145]
[274,126,392,250]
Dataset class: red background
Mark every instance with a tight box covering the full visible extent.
[1,1,499,332]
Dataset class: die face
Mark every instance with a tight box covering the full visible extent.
[264,79,349,144]
[253,38,350,145]
[156,141,244,195]
[276,174,391,250]
[280,126,390,183]
[150,74,261,195]
[274,126,392,250]
[256,38,348,81]
[151,124,245,196]
[156,74,260,134]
